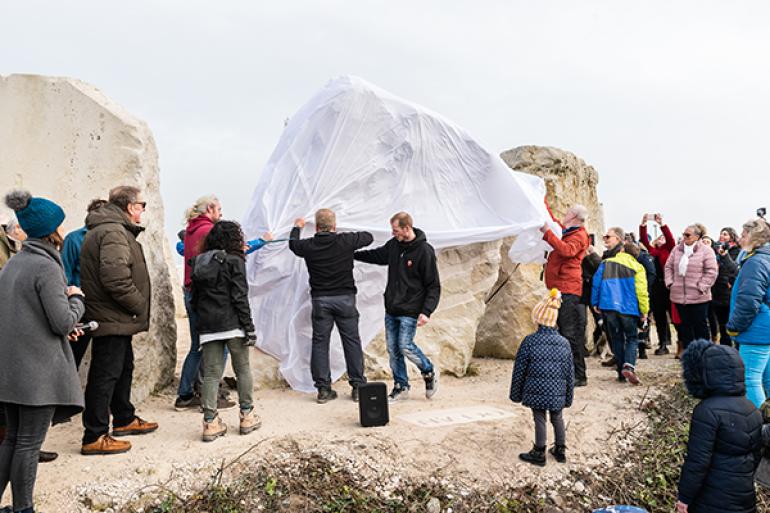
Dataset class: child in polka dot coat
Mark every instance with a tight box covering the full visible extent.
[510,289,575,466]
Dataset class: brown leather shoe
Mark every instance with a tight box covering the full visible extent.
[112,417,158,437]
[81,434,131,455]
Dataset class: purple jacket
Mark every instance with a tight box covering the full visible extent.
[665,241,718,304]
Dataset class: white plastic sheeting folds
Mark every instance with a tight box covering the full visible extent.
[243,76,557,392]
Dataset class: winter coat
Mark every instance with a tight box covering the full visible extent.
[711,249,739,307]
[542,226,589,297]
[0,239,85,423]
[80,203,151,337]
[61,225,87,287]
[639,224,676,276]
[289,228,374,297]
[591,252,649,317]
[183,215,215,289]
[665,241,718,305]
[636,249,657,299]
[727,245,770,345]
[191,250,255,335]
[354,228,441,318]
[580,252,601,305]
[678,340,762,513]
[509,326,574,411]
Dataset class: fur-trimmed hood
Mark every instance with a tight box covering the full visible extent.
[682,339,746,399]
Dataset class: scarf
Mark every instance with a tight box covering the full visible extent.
[679,243,695,277]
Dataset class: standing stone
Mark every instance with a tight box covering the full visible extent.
[475,146,604,358]
[0,74,178,402]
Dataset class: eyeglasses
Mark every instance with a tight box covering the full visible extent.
[602,234,616,240]
[682,232,695,238]
[133,201,147,209]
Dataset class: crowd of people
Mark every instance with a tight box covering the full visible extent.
[511,203,770,512]
[0,186,769,513]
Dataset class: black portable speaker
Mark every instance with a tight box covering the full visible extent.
[358,382,389,427]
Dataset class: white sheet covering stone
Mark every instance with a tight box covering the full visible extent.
[243,76,555,392]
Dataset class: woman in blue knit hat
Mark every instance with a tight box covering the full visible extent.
[0,190,86,513]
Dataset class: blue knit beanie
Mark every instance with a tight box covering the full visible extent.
[4,190,65,238]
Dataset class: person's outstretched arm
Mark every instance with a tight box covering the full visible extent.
[354,240,391,265]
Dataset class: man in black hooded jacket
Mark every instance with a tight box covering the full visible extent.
[354,212,440,401]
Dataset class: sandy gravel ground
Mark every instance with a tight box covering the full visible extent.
[15,320,681,512]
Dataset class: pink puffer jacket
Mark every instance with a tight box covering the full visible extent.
[664,241,718,304]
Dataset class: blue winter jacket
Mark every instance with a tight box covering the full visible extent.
[509,326,574,411]
[727,244,770,345]
[591,252,649,317]
[61,226,87,287]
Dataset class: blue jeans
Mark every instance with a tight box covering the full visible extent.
[739,344,770,408]
[384,314,433,389]
[177,290,230,398]
[604,311,639,375]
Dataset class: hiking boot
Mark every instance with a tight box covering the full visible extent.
[351,387,360,402]
[239,408,262,435]
[617,375,627,383]
[548,444,567,463]
[518,445,546,467]
[638,346,648,359]
[622,364,641,385]
[39,450,58,463]
[601,357,617,367]
[174,394,201,411]
[654,346,670,356]
[423,371,438,399]
[574,378,588,387]
[223,376,238,390]
[202,415,227,442]
[317,388,338,404]
[388,385,409,402]
[112,417,158,437]
[81,434,131,455]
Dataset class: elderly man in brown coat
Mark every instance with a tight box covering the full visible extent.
[79,185,157,455]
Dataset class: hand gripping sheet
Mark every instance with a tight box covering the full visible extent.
[243,76,558,392]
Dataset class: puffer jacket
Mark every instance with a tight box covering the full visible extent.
[678,340,762,513]
[727,244,770,345]
[665,241,718,305]
[191,249,255,336]
[591,252,649,317]
[80,203,151,337]
[509,326,574,411]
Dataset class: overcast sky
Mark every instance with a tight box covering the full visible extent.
[2,1,769,247]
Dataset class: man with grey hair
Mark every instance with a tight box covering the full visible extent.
[290,208,374,403]
[540,205,590,386]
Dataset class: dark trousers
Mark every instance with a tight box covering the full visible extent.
[70,332,92,369]
[532,408,566,448]
[310,295,366,390]
[556,294,587,382]
[82,335,136,444]
[674,302,710,349]
[710,303,733,346]
[0,403,55,512]
[651,280,672,347]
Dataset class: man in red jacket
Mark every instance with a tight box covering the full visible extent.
[540,205,590,386]
[175,196,224,409]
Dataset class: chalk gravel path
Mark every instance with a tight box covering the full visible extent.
[21,320,680,512]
